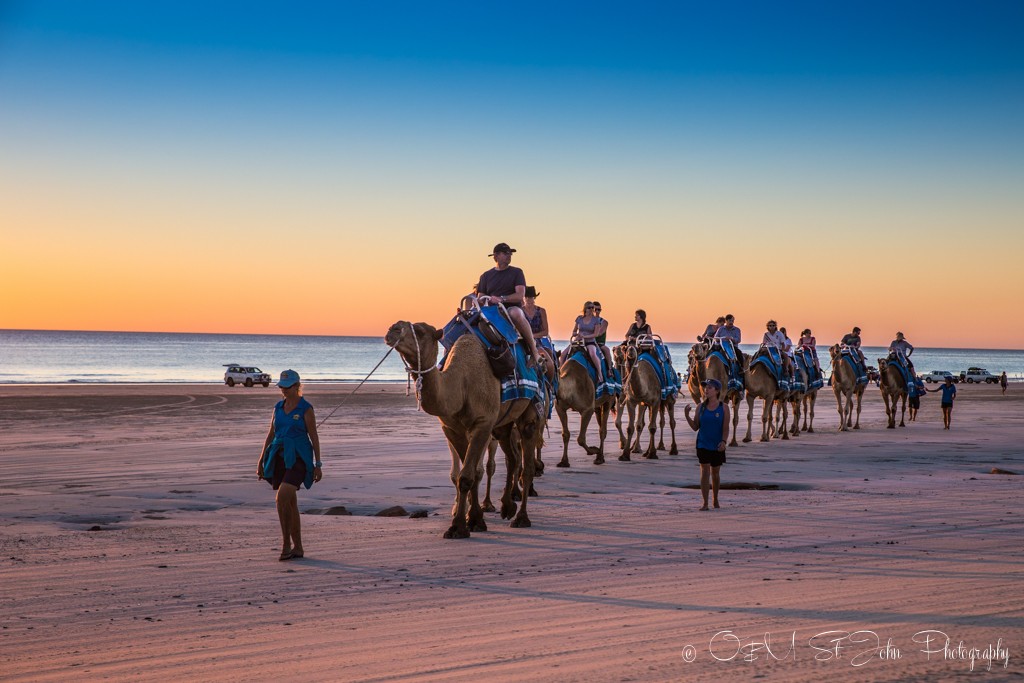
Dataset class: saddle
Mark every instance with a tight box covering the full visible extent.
[440,303,520,379]
[750,345,790,391]
[838,345,869,386]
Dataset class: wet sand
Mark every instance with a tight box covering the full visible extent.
[1,382,1021,681]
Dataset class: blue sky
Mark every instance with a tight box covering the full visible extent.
[2,1,1023,344]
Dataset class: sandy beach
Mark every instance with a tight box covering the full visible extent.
[1,382,1021,681]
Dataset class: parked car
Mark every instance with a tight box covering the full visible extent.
[223,364,271,387]
[959,367,998,384]
[920,370,955,383]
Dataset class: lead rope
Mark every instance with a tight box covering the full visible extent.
[317,345,396,428]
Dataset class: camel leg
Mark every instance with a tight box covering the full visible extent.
[594,402,608,465]
[806,393,815,433]
[899,393,907,427]
[730,395,741,447]
[656,403,666,451]
[556,400,572,468]
[511,419,538,528]
[619,401,636,461]
[853,390,863,429]
[835,389,848,432]
[578,409,599,456]
[760,398,771,442]
[744,394,755,443]
[444,426,491,539]
[442,426,469,518]
[614,395,626,451]
[481,439,498,512]
[883,390,895,429]
[644,401,660,459]
[498,428,520,521]
[631,405,645,453]
[668,400,678,455]
[781,399,790,440]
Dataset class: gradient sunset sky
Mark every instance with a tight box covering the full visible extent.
[2,1,1022,348]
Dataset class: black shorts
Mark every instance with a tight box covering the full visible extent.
[269,452,307,490]
[909,396,920,409]
[697,448,726,467]
[941,402,953,409]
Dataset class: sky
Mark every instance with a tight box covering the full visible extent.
[1,1,1022,348]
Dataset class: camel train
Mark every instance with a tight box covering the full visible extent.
[388,310,912,538]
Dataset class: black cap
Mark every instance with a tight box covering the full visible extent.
[488,243,516,256]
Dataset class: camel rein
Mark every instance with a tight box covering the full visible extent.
[316,345,397,428]
[399,322,438,411]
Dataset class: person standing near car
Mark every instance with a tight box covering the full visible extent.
[936,375,957,430]
[1001,371,1008,395]
[257,370,322,561]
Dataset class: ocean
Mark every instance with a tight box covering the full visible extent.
[1,329,1022,384]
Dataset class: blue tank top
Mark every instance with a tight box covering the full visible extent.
[527,307,544,334]
[696,401,725,451]
[261,397,316,489]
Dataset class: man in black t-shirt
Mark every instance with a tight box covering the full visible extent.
[475,243,541,364]
[841,326,867,374]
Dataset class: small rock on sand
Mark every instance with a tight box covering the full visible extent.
[409,509,428,519]
[990,468,1018,475]
[324,506,353,516]
[376,506,408,517]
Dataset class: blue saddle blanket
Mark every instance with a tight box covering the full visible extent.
[794,349,824,390]
[501,343,542,404]
[440,305,519,352]
[568,350,622,399]
[708,346,744,393]
[638,352,679,400]
[751,346,791,392]
[840,349,869,386]
[887,352,920,397]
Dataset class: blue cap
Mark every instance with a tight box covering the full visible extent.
[277,369,300,388]
[702,378,723,391]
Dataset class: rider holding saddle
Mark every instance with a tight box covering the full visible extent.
[888,332,916,375]
[762,320,793,380]
[475,243,541,365]
[625,309,652,342]
[560,302,606,383]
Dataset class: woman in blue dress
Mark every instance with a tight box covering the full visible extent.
[683,378,731,510]
[257,370,322,560]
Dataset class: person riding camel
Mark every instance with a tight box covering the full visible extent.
[560,302,607,383]
[474,243,541,365]
[592,301,614,374]
[799,328,822,375]
[841,326,867,376]
[762,320,792,381]
[888,331,916,377]
[521,285,553,365]
[699,316,726,345]
[713,314,743,379]
[625,309,652,343]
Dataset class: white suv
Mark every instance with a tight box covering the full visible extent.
[961,368,998,384]
[920,370,954,383]
[223,365,271,387]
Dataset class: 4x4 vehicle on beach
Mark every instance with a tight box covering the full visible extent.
[223,365,271,387]
[920,370,955,383]
[960,368,998,384]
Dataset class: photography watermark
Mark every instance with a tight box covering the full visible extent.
[680,629,1011,672]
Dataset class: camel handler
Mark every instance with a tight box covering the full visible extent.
[475,242,541,365]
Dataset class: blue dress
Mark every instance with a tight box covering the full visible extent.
[261,397,316,489]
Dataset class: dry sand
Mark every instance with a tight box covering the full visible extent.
[1,382,1021,682]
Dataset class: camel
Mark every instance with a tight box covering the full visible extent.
[615,344,676,459]
[385,321,539,537]
[829,344,866,431]
[555,347,616,466]
[688,343,743,447]
[878,357,908,428]
[744,351,787,443]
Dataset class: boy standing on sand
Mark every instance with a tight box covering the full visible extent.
[937,376,957,430]
[1001,372,1008,395]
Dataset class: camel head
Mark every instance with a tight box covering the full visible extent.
[385,321,442,368]
[829,344,841,360]
[689,343,707,363]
